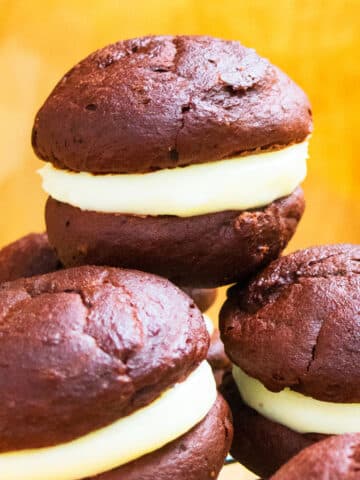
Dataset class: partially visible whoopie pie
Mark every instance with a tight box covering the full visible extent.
[0,266,232,479]
[0,233,61,283]
[34,35,311,287]
[0,234,216,311]
[0,233,218,311]
[270,433,360,480]
[220,244,360,477]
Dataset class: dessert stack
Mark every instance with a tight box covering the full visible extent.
[0,35,357,479]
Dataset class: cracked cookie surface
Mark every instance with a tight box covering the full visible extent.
[32,35,312,174]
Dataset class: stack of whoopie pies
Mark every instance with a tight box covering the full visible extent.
[4,34,349,479]
[33,34,311,406]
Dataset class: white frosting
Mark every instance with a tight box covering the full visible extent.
[233,365,360,434]
[38,141,308,217]
[0,361,216,480]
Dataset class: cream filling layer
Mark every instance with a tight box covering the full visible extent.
[38,141,308,217]
[0,361,216,480]
[233,365,360,435]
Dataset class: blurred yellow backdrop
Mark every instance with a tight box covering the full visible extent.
[1,0,359,248]
[0,2,359,479]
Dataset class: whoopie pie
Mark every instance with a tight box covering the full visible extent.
[33,35,311,287]
[220,244,360,477]
[0,232,217,310]
[0,265,232,480]
[270,433,360,479]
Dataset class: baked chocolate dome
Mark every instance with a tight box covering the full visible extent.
[221,244,360,402]
[33,35,311,174]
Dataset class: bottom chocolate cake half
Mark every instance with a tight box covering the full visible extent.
[45,188,305,288]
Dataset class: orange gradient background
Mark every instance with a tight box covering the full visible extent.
[1,1,359,479]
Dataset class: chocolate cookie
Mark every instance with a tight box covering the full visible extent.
[0,233,61,283]
[45,187,305,287]
[0,266,208,451]
[32,35,311,174]
[270,433,360,479]
[88,393,232,480]
[220,244,360,476]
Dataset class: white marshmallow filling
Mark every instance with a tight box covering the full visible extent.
[0,361,216,480]
[233,365,360,435]
[39,141,308,217]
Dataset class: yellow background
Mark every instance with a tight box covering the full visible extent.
[1,1,359,479]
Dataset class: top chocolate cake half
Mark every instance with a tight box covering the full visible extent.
[34,35,312,287]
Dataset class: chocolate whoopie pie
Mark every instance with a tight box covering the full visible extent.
[0,234,216,310]
[270,433,360,479]
[220,244,360,477]
[0,234,217,311]
[34,35,311,287]
[0,266,232,479]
